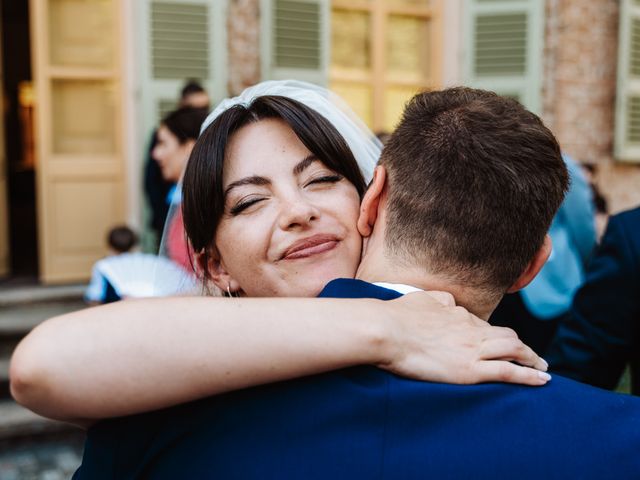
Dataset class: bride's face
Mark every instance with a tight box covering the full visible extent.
[211,118,362,297]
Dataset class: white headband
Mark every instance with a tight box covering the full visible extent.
[201,80,381,183]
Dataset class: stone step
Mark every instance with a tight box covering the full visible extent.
[0,301,87,338]
[0,400,81,442]
[0,358,8,398]
[0,284,85,308]
[0,301,87,359]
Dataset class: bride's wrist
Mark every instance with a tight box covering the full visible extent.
[357,299,395,368]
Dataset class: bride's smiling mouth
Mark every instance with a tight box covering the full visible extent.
[280,234,340,260]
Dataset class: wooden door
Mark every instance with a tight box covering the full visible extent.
[0,12,9,279]
[30,0,126,283]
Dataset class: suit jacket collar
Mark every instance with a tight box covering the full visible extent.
[319,278,403,301]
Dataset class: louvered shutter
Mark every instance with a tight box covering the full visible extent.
[137,0,227,140]
[614,0,640,162]
[464,0,544,114]
[261,0,330,85]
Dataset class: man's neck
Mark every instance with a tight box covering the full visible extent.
[356,247,496,321]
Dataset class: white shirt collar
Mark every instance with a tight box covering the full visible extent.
[373,282,424,294]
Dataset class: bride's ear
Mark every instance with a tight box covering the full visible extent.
[203,247,241,294]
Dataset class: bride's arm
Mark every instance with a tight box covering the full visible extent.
[10,293,548,425]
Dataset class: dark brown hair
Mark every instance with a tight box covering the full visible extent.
[161,106,210,144]
[182,95,366,280]
[181,80,206,99]
[107,226,138,253]
[380,87,568,293]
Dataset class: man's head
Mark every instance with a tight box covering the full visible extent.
[180,80,210,109]
[107,226,138,254]
[357,87,568,315]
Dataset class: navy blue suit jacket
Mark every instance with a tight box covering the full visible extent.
[74,279,640,479]
[548,207,640,393]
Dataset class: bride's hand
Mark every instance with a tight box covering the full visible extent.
[375,291,550,386]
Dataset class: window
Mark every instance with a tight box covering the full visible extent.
[463,0,544,114]
[330,0,442,133]
[261,0,330,85]
[137,0,228,135]
[614,0,640,162]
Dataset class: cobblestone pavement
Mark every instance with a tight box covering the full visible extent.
[0,434,84,480]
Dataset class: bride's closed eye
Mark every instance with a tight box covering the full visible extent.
[227,169,344,216]
[229,195,267,216]
[304,174,343,188]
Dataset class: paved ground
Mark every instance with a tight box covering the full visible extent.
[0,402,79,440]
[0,433,85,479]
[0,283,87,479]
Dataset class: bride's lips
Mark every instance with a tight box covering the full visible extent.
[281,234,339,260]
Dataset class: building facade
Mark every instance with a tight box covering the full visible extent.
[0,0,638,283]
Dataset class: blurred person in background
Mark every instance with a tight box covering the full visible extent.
[152,106,210,270]
[580,162,610,240]
[85,225,198,305]
[489,154,597,355]
[547,205,640,394]
[144,81,210,245]
[84,226,138,304]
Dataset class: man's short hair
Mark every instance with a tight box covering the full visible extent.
[107,226,138,254]
[380,87,568,295]
[180,80,206,99]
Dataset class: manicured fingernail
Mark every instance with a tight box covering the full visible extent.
[540,359,549,370]
[538,371,551,382]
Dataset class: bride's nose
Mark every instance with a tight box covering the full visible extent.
[278,194,320,230]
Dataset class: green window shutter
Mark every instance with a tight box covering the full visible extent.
[464,0,544,114]
[261,0,329,86]
[137,0,228,140]
[150,2,209,80]
[614,0,640,162]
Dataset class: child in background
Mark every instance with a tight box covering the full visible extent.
[85,225,197,304]
[85,226,138,304]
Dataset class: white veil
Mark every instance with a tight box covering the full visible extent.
[158,79,382,295]
[202,79,381,183]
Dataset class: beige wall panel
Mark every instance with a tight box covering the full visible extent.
[49,0,114,68]
[47,158,121,177]
[51,80,117,155]
[383,85,420,132]
[330,81,373,126]
[384,0,433,6]
[50,180,121,253]
[331,9,371,71]
[0,177,8,277]
[386,14,431,81]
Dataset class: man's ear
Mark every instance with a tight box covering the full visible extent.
[202,247,241,294]
[507,234,552,293]
[357,165,387,237]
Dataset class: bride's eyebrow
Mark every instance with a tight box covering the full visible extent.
[224,154,320,197]
[293,154,320,175]
[224,176,270,197]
